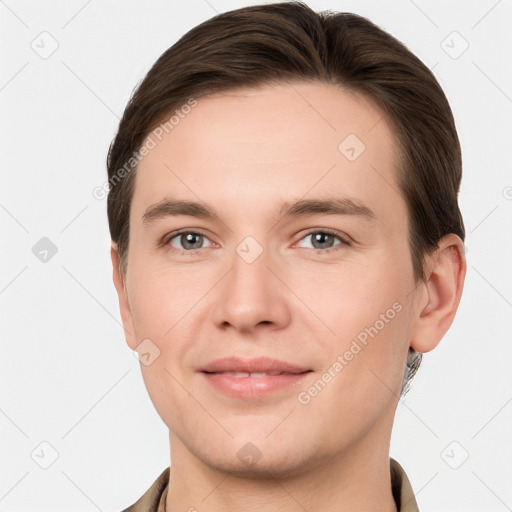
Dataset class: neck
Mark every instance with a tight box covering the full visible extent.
[164,416,398,512]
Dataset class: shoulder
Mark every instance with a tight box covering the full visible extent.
[121,467,170,512]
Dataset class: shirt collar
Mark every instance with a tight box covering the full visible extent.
[123,458,419,511]
[390,457,419,511]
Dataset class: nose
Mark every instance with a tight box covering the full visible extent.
[212,242,291,334]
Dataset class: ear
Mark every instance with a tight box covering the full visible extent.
[410,233,467,353]
[111,242,137,350]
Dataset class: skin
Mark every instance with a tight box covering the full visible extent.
[111,81,466,511]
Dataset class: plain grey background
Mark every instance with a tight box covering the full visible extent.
[1,0,511,510]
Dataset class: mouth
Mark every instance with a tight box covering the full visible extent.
[203,371,308,378]
[200,356,311,374]
[199,357,313,398]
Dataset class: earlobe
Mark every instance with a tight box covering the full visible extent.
[410,234,467,353]
[110,242,137,350]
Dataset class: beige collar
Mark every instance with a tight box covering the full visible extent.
[122,457,419,511]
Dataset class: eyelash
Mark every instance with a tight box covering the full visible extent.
[295,228,350,255]
[159,228,350,255]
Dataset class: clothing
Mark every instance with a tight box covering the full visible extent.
[121,457,419,511]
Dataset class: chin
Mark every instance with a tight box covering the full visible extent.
[195,439,321,480]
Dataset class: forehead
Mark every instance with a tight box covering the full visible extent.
[132,81,403,224]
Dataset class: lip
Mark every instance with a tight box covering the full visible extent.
[200,356,310,374]
[199,357,312,398]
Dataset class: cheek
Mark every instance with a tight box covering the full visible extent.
[128,270,196,429]
[127,262,205,335]
[126,268,195,410]
[298,256,412,393]
[296,301,411,441]
[296,254,402,332]
[139,362,190,432]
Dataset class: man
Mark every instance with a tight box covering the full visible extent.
[107,2,466,510]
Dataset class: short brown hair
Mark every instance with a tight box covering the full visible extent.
[106,1,465,395]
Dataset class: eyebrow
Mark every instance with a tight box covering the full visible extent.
[141,196,376,225]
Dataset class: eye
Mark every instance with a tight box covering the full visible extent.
[295,230,348,251]
[166,231,214,252]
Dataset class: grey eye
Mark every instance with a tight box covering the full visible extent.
[169,232,212,250]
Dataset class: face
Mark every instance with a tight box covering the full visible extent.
[115,81,425,477]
